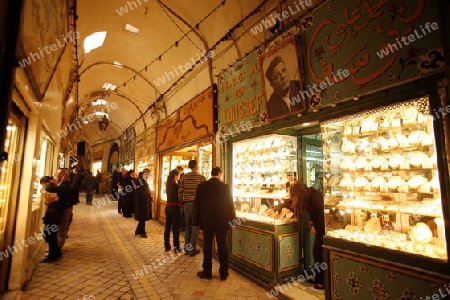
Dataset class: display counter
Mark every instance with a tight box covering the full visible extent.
[229,215,302,285]
[320,97,450,299]
[229,134,304,284]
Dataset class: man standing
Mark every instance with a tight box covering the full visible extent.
[95,170,102,193]
[118,168,127,214]
[84,172,97,205]
[194,167,235,280]
[265,56,305,119]
[178,160,205,256]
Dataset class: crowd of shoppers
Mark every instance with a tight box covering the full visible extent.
[39,162,324,288]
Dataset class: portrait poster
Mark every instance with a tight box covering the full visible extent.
[259,36,306,121]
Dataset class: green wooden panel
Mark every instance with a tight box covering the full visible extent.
[302,0,444,108]
[279,232,300,271]
[231,226,273,271]
[329,252,449,299]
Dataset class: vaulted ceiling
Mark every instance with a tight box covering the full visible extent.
[18,0,324,150]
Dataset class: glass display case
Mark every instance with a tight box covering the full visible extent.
[160,144,212,201]
[160,154,190,201]
[232,134,298,225]
[137,155,156,192]
[321,97,447,261]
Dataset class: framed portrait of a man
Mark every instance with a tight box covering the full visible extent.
[260,36,306,120]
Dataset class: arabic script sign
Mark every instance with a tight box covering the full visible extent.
[302,0,444,107]
[217,52,267,138]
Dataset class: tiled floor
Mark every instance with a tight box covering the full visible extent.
[5,194,325,300]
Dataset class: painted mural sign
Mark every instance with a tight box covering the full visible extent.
[156,87,213,152]
[302,0,444,108]
[218,52,267,139]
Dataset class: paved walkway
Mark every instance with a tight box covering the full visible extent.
[6,194,324,300]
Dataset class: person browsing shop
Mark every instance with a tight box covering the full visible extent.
[290,181,325,290]
[164,169,182,252]
[193,167,236,280]
[178,160,205,256]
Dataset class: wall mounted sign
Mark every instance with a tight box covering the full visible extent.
[156,87,213,152]
[218,52,267,138]
[145,125,156,155]
[302,0,444,109]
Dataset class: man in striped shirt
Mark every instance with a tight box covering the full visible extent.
[178,160,206,256]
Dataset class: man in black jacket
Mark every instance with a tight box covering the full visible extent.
[193,167,236,280]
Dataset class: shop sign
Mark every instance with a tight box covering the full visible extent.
[145,125,156,155]
[156,87,213,152]
[135,134,145,160]
[218,52,267,138]
[302,0,444,109]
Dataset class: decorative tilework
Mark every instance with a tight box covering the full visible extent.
[346,271,362,295]
[231,226,273,271]
[370,279,390,300]
[329,251,448,300]
[278,232,300,272]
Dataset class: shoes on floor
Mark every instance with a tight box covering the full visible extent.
[165,247,171,252]
[135,231,140,236]
[41,255,62,263]
[220,274,229,281]
[189,249,200,257]
[140,233,147,238]
[196,271,212,280]
[306,278,316,284]
[314,283,324,290]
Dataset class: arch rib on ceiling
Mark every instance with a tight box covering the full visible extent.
[156,0,214,87]
[79,61,161,98]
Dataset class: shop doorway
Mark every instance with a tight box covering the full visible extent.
[301,134,323,192]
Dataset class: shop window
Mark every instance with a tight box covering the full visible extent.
[321,97,447,261]
[232,134,298,224]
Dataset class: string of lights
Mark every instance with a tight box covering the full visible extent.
[116,0,271,138]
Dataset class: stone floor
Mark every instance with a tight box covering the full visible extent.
[3,194,325,300]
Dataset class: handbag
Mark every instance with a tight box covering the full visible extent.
[42,207,62,224]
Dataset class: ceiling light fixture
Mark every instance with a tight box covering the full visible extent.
[124,24,139,34]
[97,99,110,131]
[84,31,107,54]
